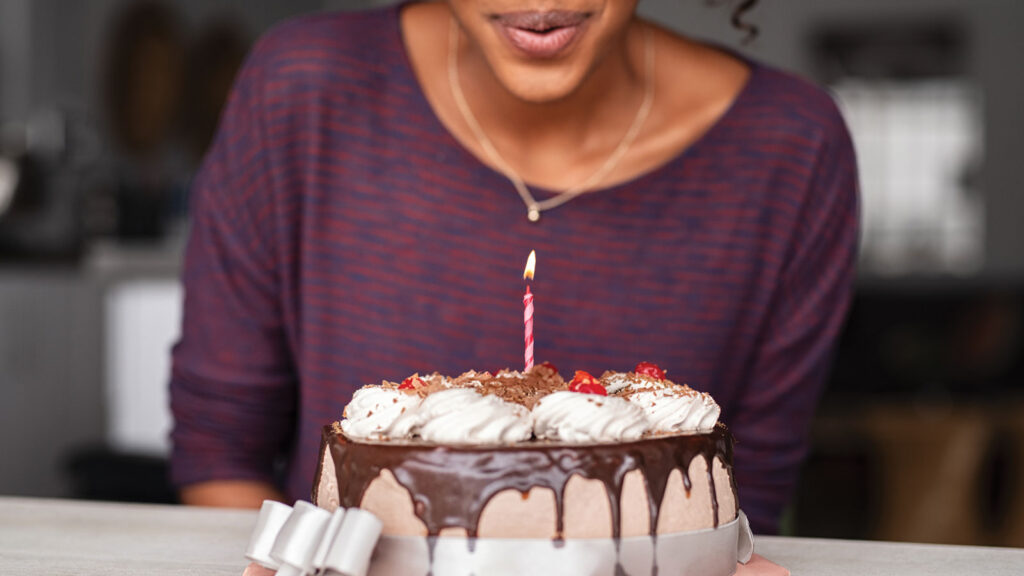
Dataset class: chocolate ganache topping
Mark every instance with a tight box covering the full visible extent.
[319,423,736,540]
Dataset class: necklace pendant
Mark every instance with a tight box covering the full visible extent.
[527,208,541,222]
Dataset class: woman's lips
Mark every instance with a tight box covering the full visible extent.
[491,11,591,59]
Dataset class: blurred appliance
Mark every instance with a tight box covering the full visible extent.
[102,1,188,241]
[65,278,182,504]
[0,157,17,216]
[0,110,99,263]
[105,279,182,455]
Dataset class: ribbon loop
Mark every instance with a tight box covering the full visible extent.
[245,501,294,570]
[737,510,754,564]
[320,508,383,576]
[271,501,332,576]
[244,501,383,576]
[311,509,347,571]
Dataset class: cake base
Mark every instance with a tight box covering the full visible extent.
[366,512,752,576]
[241,512,769,576]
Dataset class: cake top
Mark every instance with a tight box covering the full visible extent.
[339,362,721,445]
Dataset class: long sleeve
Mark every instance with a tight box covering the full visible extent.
[730,109,860,534]
[169,38,297,490]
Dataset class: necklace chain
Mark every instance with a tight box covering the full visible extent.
[447,16,655,222]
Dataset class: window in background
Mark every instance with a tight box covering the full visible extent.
[814,21,984,276]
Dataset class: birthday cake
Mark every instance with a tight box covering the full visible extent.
[311,362,752,575]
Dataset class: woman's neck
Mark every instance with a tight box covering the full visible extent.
[401,1,751,192]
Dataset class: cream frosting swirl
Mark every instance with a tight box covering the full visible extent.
[618,380,721,433]
[392,388,533,444]
[339,386,423,440]
[532,391,650,443]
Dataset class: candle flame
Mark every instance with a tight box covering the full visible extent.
[523,250,536,280]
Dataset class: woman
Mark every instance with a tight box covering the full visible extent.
[170,0,858,535]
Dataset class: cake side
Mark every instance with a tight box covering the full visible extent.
[315,424,738,539]
[313,430,340,511]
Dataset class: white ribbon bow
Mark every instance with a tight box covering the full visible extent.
[245,500,383,576]
[245,502,752,576]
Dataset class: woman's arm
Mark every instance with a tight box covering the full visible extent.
[180,480,285,509]
[169,34,297,506]
[731,104,860,534]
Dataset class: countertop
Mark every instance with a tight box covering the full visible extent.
[1,496,1022,575]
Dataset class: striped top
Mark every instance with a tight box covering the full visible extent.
[169,5,858,535]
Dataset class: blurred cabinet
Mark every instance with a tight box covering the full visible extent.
[0,241,181,498]
[796,402,1024,547]
[0,270,103,497]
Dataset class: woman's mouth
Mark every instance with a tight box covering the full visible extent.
[491,11,591,59]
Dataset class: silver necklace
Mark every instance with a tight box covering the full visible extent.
[448,17,655,222]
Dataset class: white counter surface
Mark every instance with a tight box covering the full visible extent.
[1,497,1021,575]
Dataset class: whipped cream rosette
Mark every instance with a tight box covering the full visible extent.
[532,391,649,442]
[393,388,533,444]
[339,386,422,440]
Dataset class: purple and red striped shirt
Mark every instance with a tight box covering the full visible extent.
[170,5,858,534]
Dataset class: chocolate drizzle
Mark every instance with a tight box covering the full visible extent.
[321,423,734,540]
[706,453,720,528]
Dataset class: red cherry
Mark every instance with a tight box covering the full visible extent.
[635,362,666,380]
[398,376,423,390]
[568,370,606,395]
[540,361,558,374]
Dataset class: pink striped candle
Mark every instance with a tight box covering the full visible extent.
[523,250,536,372]
[523,286,534,372]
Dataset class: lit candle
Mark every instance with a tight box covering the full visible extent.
[523,250,536,372]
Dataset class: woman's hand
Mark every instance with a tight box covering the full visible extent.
[180,480,285,509]
[242,562,276,576]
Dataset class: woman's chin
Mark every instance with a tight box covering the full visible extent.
[492,64,589,104]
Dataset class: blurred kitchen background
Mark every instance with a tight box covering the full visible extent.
[1,0,1022,547]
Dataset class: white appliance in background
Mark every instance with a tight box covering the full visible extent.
[105,280,182,456]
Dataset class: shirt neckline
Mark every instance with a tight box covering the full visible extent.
[387,1,762,199]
